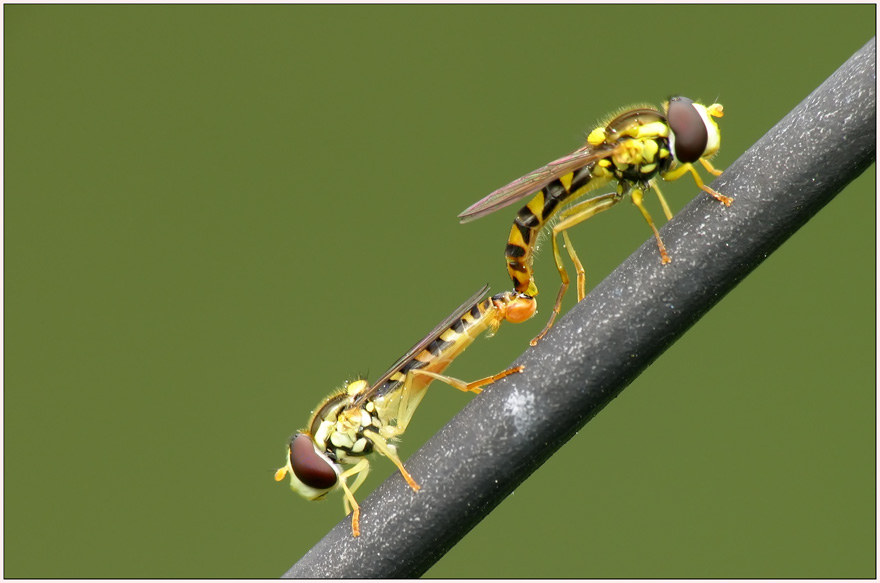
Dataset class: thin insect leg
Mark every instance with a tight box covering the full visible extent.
[652,182,674,221]
[340,459,371,516]
[699,157,723,176]
[393,378,414,435]
[389,374,428,435]
[362,429,420,492]
[408,365,525,394]
[343,458,372,499]
[561,230,586,301]
[630,187,671,264]
[530,191,622,346]
[392,354,523,434]
[339,458,370,537]
[538,224,572,346]
[663,162,732,206]
[686,165,732,205]
[660,161,693,183]
[355,364,527,511]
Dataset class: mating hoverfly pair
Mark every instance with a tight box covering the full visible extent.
[275,96,731,536]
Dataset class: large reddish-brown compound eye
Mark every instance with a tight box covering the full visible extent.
[667,96,709,164]
[290,434,338,490]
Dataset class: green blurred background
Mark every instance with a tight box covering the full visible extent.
[5,5,874,578]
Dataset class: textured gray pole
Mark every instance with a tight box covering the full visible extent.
[284,37,876,578]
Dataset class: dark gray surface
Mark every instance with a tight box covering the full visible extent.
[284,38,875,578]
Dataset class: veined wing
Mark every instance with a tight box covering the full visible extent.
[458,145,614,224]
[349,284,491,410]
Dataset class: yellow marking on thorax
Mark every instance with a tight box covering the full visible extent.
[642,139,659,161]
[587,127,606,146]
[633,121,669,140]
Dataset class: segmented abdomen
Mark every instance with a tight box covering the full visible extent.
[373,291,534,400]
[505,165,607,295]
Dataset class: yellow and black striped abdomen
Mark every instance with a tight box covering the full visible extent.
[505,165,612,295]
[373,292,534,399]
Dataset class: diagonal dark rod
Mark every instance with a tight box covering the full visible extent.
[284,37,876,578]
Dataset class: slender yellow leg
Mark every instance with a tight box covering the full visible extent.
[630,187,671,264]
[361,362,525,515]
[394,362,525,433]
[652,182,674,221]
[663,161,732,206]
[687,165,732,206]
[699,158,723,176]
[363,429,420,492]
[537,226,573,347]
[408,365,525,395]
[563,230,586,302]
[530,191,623,346]
[339,458,370,536]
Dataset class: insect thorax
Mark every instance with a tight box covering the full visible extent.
[605,135,674,191]
[311,397,383,463]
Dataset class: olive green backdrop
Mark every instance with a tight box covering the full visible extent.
[5,5,875,578]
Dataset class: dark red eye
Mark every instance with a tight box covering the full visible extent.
[290,434,338,490]
[667,96,708,163]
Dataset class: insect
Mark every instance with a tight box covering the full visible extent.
[459,96,733,345]
[275,285,536,537]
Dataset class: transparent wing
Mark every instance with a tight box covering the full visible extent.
[349,284,491,410]
[458,145,613,223]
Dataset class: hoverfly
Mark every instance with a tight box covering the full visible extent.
[459,96,733,345]
[275,285,536,537]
